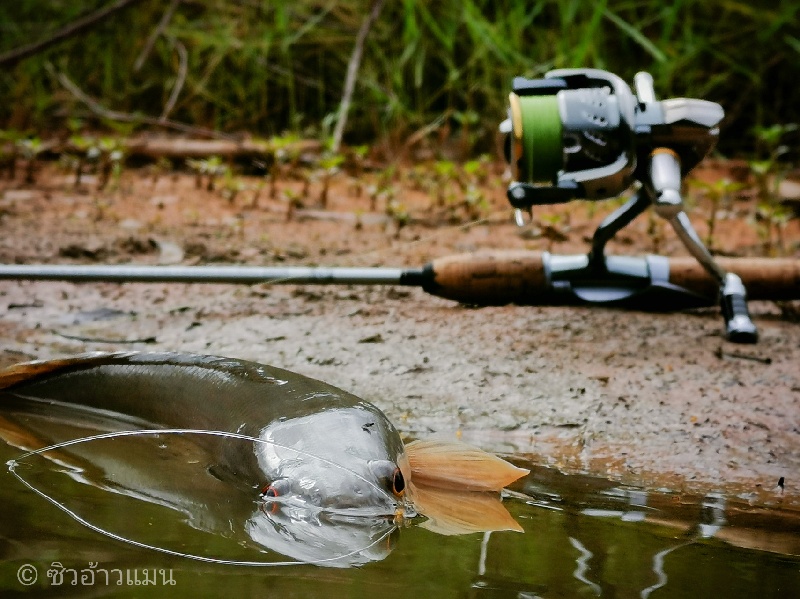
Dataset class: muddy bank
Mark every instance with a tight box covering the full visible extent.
[2,280,798,503]
[1,163,799,506]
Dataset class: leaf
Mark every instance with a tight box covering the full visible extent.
[603,9,667,63]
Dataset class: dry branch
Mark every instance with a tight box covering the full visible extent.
[133,0,181,72]
[160,39,188,121]
[43,136,322,160]
[52,67,233,140]
[121,137,321,159]
[0,0,145,68]
[330,0,386,153]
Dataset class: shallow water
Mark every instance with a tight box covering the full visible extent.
[0,415,798,597]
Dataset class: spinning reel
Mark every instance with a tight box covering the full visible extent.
[502,68,758,343]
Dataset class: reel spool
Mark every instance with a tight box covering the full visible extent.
[504,69,639,208]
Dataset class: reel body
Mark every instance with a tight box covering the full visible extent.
[504,68,723,208]
[502,68,758,343]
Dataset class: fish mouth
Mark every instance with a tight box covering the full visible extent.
[261,497,409,520]
[258,477,408,518]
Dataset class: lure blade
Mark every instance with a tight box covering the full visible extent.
[405,439,529,492]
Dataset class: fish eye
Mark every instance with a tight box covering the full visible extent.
[392,468,405,497]
[370,461,406,497]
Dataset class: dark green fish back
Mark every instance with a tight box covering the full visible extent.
[0,352,368,437]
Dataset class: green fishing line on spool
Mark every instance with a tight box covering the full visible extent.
[517,95,562,182]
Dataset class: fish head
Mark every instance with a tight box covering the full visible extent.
[254,403,410,516]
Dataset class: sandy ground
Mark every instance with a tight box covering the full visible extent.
[1,159,798,506]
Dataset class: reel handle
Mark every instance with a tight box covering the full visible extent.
[633,71,656,103]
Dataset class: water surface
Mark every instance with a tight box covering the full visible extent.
[0,411,797,597]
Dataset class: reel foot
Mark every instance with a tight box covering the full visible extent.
[720,274,758,344]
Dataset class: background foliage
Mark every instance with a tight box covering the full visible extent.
[1,0,798,157]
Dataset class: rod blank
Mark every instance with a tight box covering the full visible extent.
[0,264,409,285]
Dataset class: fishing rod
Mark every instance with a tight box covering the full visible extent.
[1,251,797,306]
[2,69,798,343]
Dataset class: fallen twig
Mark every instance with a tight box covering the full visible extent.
[53,331,157,344]
[715,346,772,364]
[50,65,234,140]
[15,135,322,161]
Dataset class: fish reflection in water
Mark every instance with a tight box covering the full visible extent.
[0,352,527,567]
[4,426,523,568]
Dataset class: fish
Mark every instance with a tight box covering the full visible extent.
[0,351,528,519]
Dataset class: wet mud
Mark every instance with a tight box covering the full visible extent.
[1,162,799,507]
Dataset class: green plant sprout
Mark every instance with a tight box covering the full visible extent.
[93,196,111,223]
[353,208,365,230]
[221,170,247,205]
[318,153,344,208]
[348,144,369,198]
[462,154,491,185]
[67,135,96,188]
[283,187,303,221]
[150,157,173,188]
[97,137,125,191]
[749,123,798,255]
[462,184,490,221]
[16,137,45,184]
[385,198,410,238]
[366,183,380,212]
[450,109,480,157]
[250,179,265,208]
[186,158,205,189]
[692,178,746,251]
[187,156,226,191]
[0,130,26,180]
[433,160,457,206]
[269,133,303,199]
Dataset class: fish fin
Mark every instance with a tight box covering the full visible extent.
[0,352,138,390]
[0,414,90,472]
[0,414,48,452]
[408,482,524,535]
[405,439,529,492]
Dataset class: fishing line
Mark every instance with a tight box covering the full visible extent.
[248,209,512,288]
[6,427,401,567]
[517,95,562,183]
[9,427,398,508]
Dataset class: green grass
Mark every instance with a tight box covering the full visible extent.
[0,0,798,158]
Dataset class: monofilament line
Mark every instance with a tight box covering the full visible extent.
[7,428,397,567]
